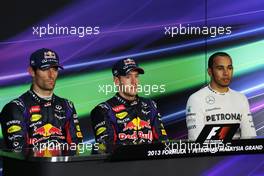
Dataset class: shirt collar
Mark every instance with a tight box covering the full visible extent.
[115,93,139,106]
[29,86,54,103]
[207,84,230,95]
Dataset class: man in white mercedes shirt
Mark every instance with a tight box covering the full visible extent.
[186,52,257,140]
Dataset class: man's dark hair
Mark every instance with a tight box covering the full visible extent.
[31,66,37,72]
[208,52,232,69]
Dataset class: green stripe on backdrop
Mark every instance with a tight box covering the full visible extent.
[0,39,264,120]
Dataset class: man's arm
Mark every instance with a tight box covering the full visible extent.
[150,100,168,141]
[186,95,205,141]
[90,104,115,152]
[240,96,257,138]
[0,99,27,150]
[65,100,83,144]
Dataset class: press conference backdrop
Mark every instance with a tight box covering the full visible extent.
[0,0,264,175]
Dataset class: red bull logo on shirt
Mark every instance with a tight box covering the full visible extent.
[119,130,153,141]
[123,117,151,131]
[34,123,62,137]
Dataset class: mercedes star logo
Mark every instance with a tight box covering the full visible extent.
[206,96,215,104]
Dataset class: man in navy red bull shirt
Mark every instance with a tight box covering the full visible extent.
[90,58,168,152]
[0,48,83,151]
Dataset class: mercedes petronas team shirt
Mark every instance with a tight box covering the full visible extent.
[186,85,256,141]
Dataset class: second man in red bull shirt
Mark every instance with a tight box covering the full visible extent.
[90,58,168,152]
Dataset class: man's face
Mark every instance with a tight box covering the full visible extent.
[31,67,59,91]
[115,70,139,97]
[208,56,233,88]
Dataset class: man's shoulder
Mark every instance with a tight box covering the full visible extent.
[90,102,111,123]
[91,100,112,115]
[1,97,26,114]
[188,86,208,101]
[228,88,248,101]
[8,90,30,107]
[94,102,111,111]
